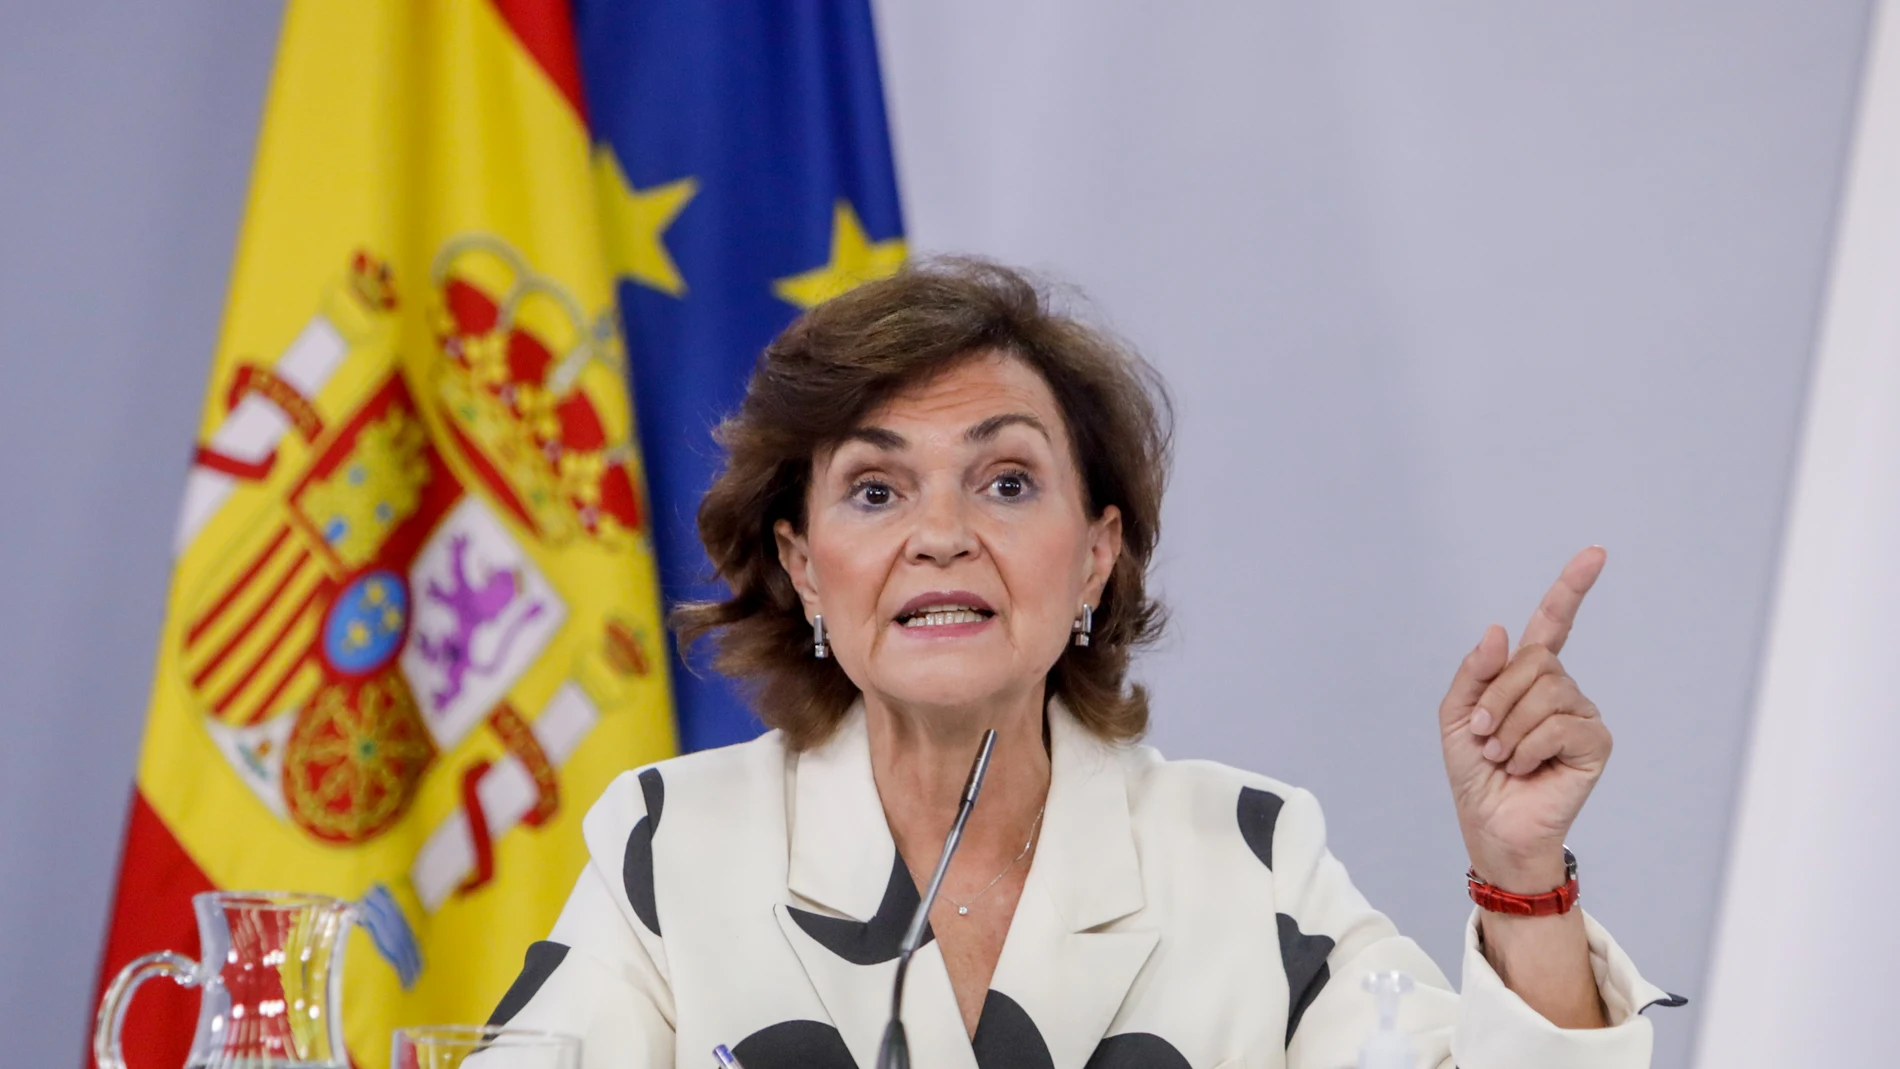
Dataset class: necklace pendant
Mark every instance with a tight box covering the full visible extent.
[957,906,969,916]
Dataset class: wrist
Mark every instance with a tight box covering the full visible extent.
[1475,907,1607,1029]
[1466,845,1570,895]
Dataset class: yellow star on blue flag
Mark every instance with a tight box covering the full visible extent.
[594,146,697,297]
[772,200,907,310]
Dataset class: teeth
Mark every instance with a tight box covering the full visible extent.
[902,609,988,628]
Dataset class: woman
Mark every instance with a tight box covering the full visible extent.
[489,260,1679,1068]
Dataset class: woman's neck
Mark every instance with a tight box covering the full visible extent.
[865,685,1053,883]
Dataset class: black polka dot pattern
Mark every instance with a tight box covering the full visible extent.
[730,1019,855,1069]
[1083,1033,1191,1069]
[1277,912,1334,1044]
[1237,786,1284,870]
[487,940,568,1026]
[787,849,932,965]
[970,990,1052,1069]
[623,768,664,935]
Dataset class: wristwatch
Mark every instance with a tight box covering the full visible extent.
[1467,848,1579,916]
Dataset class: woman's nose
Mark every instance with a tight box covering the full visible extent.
[905,486,979,565]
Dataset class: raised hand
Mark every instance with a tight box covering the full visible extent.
[1439,547,1614,892]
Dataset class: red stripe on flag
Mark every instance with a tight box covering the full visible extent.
[212,576,326,719]
[245,647,316,727]
[457,761,499,894]
[185,527,292,646]
[192,443,279,482]
[192,549,311,689]
[88,791,216,1069]
[489,0,589,123]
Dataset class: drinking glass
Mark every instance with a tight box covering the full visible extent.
[392,1026,579,1069]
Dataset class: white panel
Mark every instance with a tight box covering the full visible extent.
[1695,3,1900,1065]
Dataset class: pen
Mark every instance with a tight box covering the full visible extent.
[713,1044,745,1069]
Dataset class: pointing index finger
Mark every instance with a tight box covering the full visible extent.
[1518,546,1607,655]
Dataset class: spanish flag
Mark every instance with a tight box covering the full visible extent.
[94,3,676,1065]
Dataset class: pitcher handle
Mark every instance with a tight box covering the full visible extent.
[92,951,200,1069]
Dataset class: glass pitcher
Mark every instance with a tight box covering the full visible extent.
[94,891,355,1069]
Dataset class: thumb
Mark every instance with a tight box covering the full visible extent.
[1439,623,1509,727]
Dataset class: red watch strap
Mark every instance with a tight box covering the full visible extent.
[1467,848,1579,916]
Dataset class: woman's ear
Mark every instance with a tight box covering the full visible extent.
[1084,504,1124,605]
[774,518,821,617]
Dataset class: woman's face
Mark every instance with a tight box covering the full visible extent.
[776,351,1122,718]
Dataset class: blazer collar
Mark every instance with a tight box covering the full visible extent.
[1037,700,1145,931]
[787,701,894,922]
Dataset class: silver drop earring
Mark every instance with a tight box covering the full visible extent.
[812,614,830,659]
[1072,603,1093,647]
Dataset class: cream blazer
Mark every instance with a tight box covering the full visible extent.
[491,702,1683,1069]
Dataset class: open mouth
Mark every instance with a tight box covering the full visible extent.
[893,592,997,630]
[896,605,996,629]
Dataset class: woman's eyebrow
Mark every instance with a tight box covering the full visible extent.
[966,412,1051,444]
[840,426,906,450]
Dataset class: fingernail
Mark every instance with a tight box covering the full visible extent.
[1470,708,1494,735]
[1483,738,1505,761]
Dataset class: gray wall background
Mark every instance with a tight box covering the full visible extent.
[0,3,1871,1067]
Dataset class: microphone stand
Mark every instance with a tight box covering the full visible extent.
[874,728,997,1069]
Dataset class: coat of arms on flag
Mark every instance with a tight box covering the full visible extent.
[97,3,679,1063]
[177,241,647,864]
[169,231,669,927]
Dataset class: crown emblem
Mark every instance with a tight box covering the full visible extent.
[349,249,399,311]
[426,235,645,546]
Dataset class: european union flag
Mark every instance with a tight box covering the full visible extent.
[576,1,906,751]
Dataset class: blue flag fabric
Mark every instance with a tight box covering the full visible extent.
[575,0,907,751]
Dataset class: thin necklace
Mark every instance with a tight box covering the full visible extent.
[942,805,1045,917]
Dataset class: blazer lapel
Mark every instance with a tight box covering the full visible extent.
[779,705,976,1069]
[984,704,1158,1069]
[776,905,977,1069]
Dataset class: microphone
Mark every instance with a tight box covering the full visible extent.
[874,728,997,1069]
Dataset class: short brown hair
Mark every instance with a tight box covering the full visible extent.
[674,258,1172,749]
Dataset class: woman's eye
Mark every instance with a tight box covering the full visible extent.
[988,472,1033,499]
[851,480,895,507]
